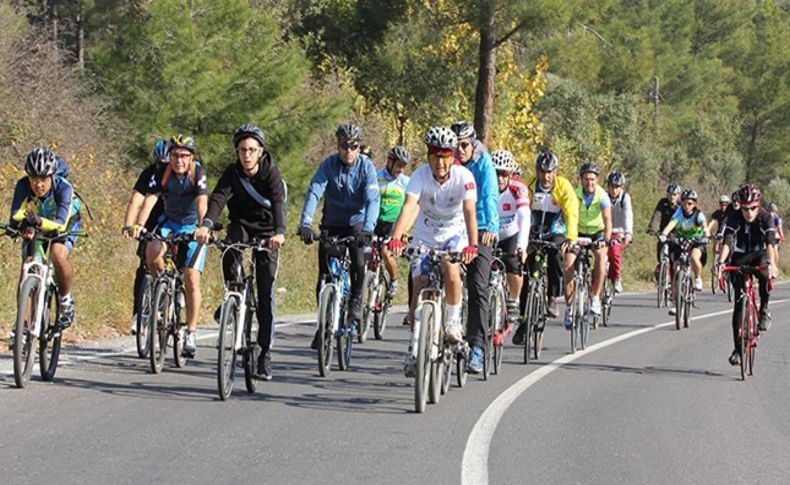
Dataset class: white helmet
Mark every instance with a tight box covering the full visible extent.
[491,150,517,173]
[424,126,458,150]
[25,147,58,177]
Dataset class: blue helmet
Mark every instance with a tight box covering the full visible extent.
[153,138,170,165]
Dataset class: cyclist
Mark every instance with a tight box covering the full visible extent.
[133,134,208,359]
[375,146,411,298]
[574,162,612,316]
[195,124,286,380]
[451,120,498,374]
[606,171,633,293]
[298,123,380,349]
[715,183,777,366]
[387,126,478,376]
[647,183,681,280]
[122,139,169,334]
[707,194,731,282]
[769,203,784,265]
[659,189,710,315]
[9,147,82,329]
[513,150,579,344]
[491,150,530,323]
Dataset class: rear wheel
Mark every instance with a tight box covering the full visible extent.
[358,271,375,344]
[440,347,452,395]
[373,272,390,340]
[150,283,169,374]
[39,288,62,382]
[415,303,432,413]
[135,275,153,358]
[13,277,38,388]
[217,297,238,401]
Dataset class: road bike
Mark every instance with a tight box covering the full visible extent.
[521,238,556,364]
[212,233,268,400]
[570,237,597,352]
[711,238,733,302]
[2,224,86,388]
[487,248,509,376]
[361,236,393,342]
[669,236,706,330]
[656,236,671,308]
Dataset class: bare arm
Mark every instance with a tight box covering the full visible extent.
[135,193,160,228]
[196,194,207,227]
[602,205,612,242]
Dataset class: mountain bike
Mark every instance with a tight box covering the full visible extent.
[720,265,771,381]
[2,224,87,388]
[212,234,268,400]
[521,238,556,364]
[405,244,466,413]
[656,236,671,308]
[361,236,393,342]
[570,237,595,353]
[314,232,358,377]
[669,236,706,330]
[140,232,190,374]
[487,248,509,376]
[134,273,153,359]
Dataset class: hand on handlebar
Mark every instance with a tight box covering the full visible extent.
[194,226,211,245]
[658,233,667,244]
[298,226,314,245]
[462,246,478,264]
[387,238,406,258]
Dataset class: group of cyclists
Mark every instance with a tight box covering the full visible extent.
[4,120,785,386]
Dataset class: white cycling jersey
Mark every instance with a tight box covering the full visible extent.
[498,178,531,251]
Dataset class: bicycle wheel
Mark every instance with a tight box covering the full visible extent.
[456,347,468,388]
[415,302,432,413]
[243,309,258,394]
[580,286,590,350]
[173,287,188,368]
[373,272,390,340]
[533,285,546,361]
[739,308,748,381]
[710,270,717,295]
[440,347,452,395]
[683,282,692,329]
[337,310,353,371]
[217,296,238,401]
[673,271,684,330]
[316,286,335,377]
[135,275,153,358]
[492,285,506,375]
[358,271,375,344]
[149,282,169,374]
[13,277,38,388]
[601,279,611,328]
[570,281,583,353]
[39,288,62,382]
[726,275,733,303]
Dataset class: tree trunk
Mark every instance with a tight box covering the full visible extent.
[473,2,496,146]
[50,2,58,41]
[77,6,85,70]
[745,118,761,183]
[396,115,407,146]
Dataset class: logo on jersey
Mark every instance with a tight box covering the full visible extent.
[503,203,512,211]
[464,182,475,191]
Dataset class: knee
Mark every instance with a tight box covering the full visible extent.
[183,269,201,291]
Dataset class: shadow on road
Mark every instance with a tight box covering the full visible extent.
[559,361,731,381]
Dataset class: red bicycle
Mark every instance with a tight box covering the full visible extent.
[720,265,772,380]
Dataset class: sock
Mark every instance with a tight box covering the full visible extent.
[446,303,461,325]
[60,293,73,305]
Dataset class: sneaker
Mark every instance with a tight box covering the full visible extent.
[58,298,75,329]
[181,331,197,358]
[402,315,411,327]
[563,307,572,330]
[467,346,484,374]
[403,353,417,378]
[614,279,623,293]
[506,298,519,323]
[310,330,321,350]
[668,307,677,316]
[589,297,602,316]
[758,310,772,332]
[387,280,399,298]
[728,350,741,366]
[445,320,463,344]
[130,314,138,335]
[254,350,272,381]
[349,298,363,323]
[512,321,527,346]
[694,277,703,292]
[546,298,559,318]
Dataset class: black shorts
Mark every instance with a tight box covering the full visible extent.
[669,241,708,267]
[497,235,521,274]
[374,220,394,239]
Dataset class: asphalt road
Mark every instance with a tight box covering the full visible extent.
[1,284,789,485]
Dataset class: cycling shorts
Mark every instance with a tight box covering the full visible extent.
[497,234,521,274]
[668,240,707,267]
[20,217,81,259]
[156,218,207,273]
[410,234,464,278]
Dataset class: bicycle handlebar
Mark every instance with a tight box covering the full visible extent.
[1,223,88,241]
[719,265,773,291]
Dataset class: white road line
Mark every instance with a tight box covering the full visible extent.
[461,298,790,485]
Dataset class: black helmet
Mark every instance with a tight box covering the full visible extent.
[737,183,762,204]
[335,122,363,143]
[169,134,196,154]
[450,120,476,140]
[681,189,698,201]
[666,183,681,195]
[606,171,625,186]
[387,146,410,165]
[535,150,558,171]
[25,147,58,177]
[233,123,266,148]
[579,161,600,176]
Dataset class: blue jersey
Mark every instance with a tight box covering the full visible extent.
[300,154,380,232]
[148,162,208,226]
[461,142,499,234]
[9,176,80,232]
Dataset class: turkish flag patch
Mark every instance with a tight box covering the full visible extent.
[464,182,476,191]
[503,203,512,211]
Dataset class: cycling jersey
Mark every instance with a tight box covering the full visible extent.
[648,198,678,232]
[525,174,579,241]
[406,163,476,249]
[670,208,706,240]
[722,208,776,254]
[147,162,208,226]
[10,176,80,233]
[460,141,499,234]
[576,184,611,235]
[498,178,530,252]
[300,153,380,232]
[610,192,633,235]
[133,163,165,231]
[377,166,409,223]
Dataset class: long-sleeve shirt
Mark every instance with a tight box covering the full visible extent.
[300,153,380,232]
[10,176,80,232]
[610,192,633,235]
[203,153,287,236]
[461,141,499,234]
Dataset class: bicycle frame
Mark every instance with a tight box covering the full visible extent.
[317,237,354,336]
[218,242,265,352]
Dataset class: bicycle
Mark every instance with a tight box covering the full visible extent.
[314,232,359,377]
[211,233,268,400]
[1,224,87,388]
[711,238,733,302]
[667,236,706,330]
[601,237,624,328]
[404,244,466,413]
[520,238,556,364]
[139,232,191,374]
[655,235,672,308]
[487,248,509,376]
[720,265,771,380]
[134,273,154,359]
[570,237,596,353]
[360,236,393,342]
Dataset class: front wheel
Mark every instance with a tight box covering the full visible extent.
[440,348,452,395]
[39,288,62,382]
[172,287,188,368]
[243,311,258,394]
[135,275,153,359]
[316,286,335,377]
[150,283,169,374]
[358,271,376,344]
[674,270,684,331]
[373,272,390,340]
[415,303,433,413]
[337,310,353,371]
[217,297,238,401]
[13,277,38,388]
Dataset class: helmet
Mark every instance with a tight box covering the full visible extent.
[606,171,625,186]
[153,138,170,164]
[450,120,476,140]
[387,146,410,165]
[579,161,600,176]
[718,195,730,204]
[769,202,778,212]
[681,189,698,201]
[233,123,265,148]
[424,126,458,150]
[535,150,558,171]
[731,190,739,203]
[666,183,681,195]
[491,150,517,173]
[737,183,762,204]
[25,147,58,177]
[169,134,196,154]
[335,122,363,143]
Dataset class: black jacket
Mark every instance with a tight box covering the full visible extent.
[203,152,287,236]
[723,208,776,255]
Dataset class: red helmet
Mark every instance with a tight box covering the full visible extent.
[737,183,762,204]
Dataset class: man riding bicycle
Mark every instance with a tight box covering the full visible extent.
[606,172,632,293]
[491,150,530,323]
[122,139,169,334]
[375,146,411,298]
[715,183,777,366]
[298,123,380,350]
[573,162,612,316]
[134,134,208,359]
[513,150,579,344]
[8,147,82,330]
[451,120,498,374]
[659,189,709,315]
[387,126,478,377]
[769,202,784,266]
[195,124,286,380]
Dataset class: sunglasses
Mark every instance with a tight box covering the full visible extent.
[339,142,360,151]
[496,171,510,178]
[740,205,759,212]
[458,141,472,149]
